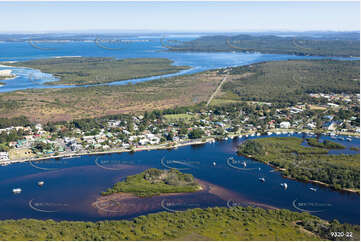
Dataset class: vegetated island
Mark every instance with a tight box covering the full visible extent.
[238,137,360,192]
[0,206,359,240]
[164,34,360,57]
[8,57,189,86]
[101,168,202,197]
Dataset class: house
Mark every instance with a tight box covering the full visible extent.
[0,152,9,161]
[279,121,291,129]
[323,121,337,131]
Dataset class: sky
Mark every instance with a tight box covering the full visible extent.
[0,1,359,33]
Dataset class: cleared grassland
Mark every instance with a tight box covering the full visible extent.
[0,70,223,123]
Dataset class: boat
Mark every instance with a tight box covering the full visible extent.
[310,188,317,192]
[242,161,247,167]
[12,188,22,194]
[238,135,242,138]
[258,177,265,182]
[37,181,44,187]
[212,162,216,166]
[267,132,272,136]
[280,183,288,189]
[256,133,261,136]
[346,138,352,142]
[245,135,249,138]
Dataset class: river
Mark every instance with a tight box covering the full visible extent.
[0,134,359,224]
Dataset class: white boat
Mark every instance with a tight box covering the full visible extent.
[12,188,22,194]
[242,161,247,167]
[212,162,216,166]
[258,177,265,182]
[267,132,272,136]
[245,135,249,138]
[250,133,255,137]
[256,133,261,136]
[346,138,352,142]
[37,181,44,187]
[280,183,288,189]
[238,135,243,138]
[275,132,281,135]
[310,188,317,192]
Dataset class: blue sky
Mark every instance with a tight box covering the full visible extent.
[0,1,359,33]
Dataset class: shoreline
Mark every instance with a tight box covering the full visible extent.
[1,138,214,166]
[239,152,360,195]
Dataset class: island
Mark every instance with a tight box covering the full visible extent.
[8,57,189,86]
[164,34,360,57]
[238,137,359,192]
[101,168,202,197]
[0,69,16,82]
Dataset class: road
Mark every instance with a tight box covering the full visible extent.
[206,76,228,106]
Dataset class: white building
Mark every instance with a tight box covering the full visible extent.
[279,121,291,129]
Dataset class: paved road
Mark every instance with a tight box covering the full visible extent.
[206,76,228,106]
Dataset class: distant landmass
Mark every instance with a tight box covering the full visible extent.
[164,33,360,57]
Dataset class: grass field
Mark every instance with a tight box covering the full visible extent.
[9,57,189,85]
[0,70,223,123]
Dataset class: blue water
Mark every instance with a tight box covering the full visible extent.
[0,134,359,224]
[0,36,359,92]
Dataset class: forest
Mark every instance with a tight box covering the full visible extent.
[218,60,360,105]
[10,57,189,85]
[238,137,360,191]
[306,138,346,149]
[0,206,358,241]
[165,34,360,57]
[101,168,201,197]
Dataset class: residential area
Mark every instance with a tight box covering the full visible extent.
[0,92,359,165]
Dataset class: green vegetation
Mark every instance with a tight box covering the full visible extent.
[10,57,189,85]
[0,206,359,241]
[306,138,346,149]
[167,34,360,57]
[218,60,360,105]
[0,81,5,85]
[101,168,201,197]
[350,147,359,151]
[163,113,195,123]
[238,137,360,191]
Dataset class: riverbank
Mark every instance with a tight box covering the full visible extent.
[0,138,215,166]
